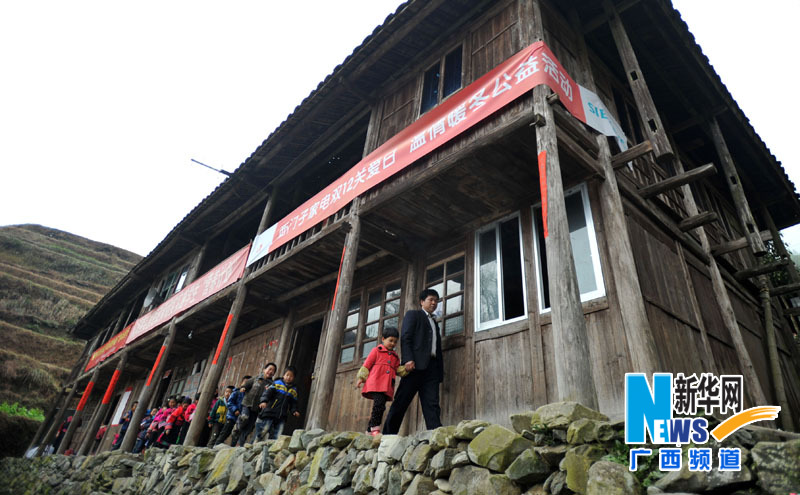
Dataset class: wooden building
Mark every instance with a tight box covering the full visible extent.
[33,0,800,455]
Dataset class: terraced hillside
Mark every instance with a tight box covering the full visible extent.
[0,224,141,412]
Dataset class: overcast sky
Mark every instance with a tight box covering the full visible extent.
[1,1,798,257]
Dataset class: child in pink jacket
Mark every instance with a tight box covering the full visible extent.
[356,327,407,435]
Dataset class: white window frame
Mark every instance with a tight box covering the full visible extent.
[474,212,528,332]
[532,183,605,314]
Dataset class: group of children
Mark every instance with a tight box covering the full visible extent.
[130,395,198,453]
[207,364,300,447]
[74,330,404,455]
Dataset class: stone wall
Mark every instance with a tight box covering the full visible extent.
[1,402,797,495]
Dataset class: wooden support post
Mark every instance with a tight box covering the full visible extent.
[121,320,178,452]
[533,83,598,408]
[183,188,279,446]
[759,278,795,431]
[708,117,766,256]
[679,212,718,232]
[274,308,296,371]
[77,351,129,455]
[569,7,660,377]
[33,332,104,455]
[307,208,362,429]
[184,284,247,446]
[597,136,661,374]
[638,163,716,199]
[670,154,769,407]
[603,0,673,162]
[56,366,101,455]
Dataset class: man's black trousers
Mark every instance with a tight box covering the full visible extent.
[382,364,441,434]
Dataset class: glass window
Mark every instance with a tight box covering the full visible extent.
[532,183,605,311]
[340,297,361,363]
[475,215,526,331]
[340,281,403,364]
[425,254,466,336]
[420,46,463,114]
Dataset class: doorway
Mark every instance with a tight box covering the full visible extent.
[283,318,323,434]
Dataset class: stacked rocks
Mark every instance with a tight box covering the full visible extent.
[1,401,797,494]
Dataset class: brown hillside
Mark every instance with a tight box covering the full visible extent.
[0,224,141,413]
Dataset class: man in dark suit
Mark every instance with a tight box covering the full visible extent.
[383,289,442,434]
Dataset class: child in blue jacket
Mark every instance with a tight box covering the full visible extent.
[213,376,249,446]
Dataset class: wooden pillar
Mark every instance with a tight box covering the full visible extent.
[120,320,178,452]
[398,255,423,437]
[530,0,596,408]
[708,117,766,256]
[758,278,795,431]
[571,8,660,375]
[36,332,104,456]
[307,207,362,429]
[77,352,129,455]
[56,366,101,455]
[183,188,279,446]
[274,308,296,371]
[603,0,673,162]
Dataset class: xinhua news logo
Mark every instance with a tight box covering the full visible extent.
[625,373,780,473]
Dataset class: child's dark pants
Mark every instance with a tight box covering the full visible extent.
[366,392,388,430]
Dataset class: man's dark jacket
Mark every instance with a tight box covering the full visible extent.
[400,309,443,382]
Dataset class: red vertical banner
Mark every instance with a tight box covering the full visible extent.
[538,151,548,238]
[331,245,347,311]
[76,381,95,411]
[212,313,235,365]
[102,369,122,405]
[146,345,167,387]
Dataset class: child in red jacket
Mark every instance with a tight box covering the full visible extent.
[356,327,407,435]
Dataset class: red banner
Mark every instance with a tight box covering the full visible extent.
[248,41,583,266]
[85,325,131,372]
[125,244,251,345]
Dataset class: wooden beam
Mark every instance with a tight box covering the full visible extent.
[770,282,800,298]
[678,212,718,232]
[582,0,640,33]
[638,163,716,199]
[603,0,673,162]
[735,260,789,282]
[308,208,362,429]
[784,307,800,317]
[710,230,772,257]
[611,140,653,169]
[708,117,767,256]
[276,250,391,303]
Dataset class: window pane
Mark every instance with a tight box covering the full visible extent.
[534,206,550,308]
[367,305,381,322]
[420,64,440,114]
[478,229,499,323]
[426,264,444,283]
[446,257,464,274]
[566,193,597,294]
[500,218,525,320]
[386,282,402,300]
[340,347,354,364]
[362,340,377,357]
[446,274,464,294]
[446,295,462,315]
[348,297,360,313]
[443,47,462,98]
[426,282,442,299]
[384,317,399,331]
[384,299,400,317]
[368,290,382,307]
[444,315,464,336]
[346,312,359,329]
[365,323,379,340]
[343,330,357,346]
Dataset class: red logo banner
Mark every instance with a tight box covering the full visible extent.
[85,324,131,372]
[125,244,251,345]
[248,41,583,266]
